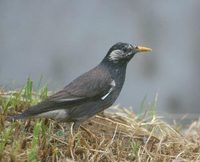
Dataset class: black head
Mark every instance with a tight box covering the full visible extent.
[102,42,152,65]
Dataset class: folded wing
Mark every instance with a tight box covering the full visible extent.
[17,66,113,117]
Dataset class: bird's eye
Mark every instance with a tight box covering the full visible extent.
[123,47,132,53]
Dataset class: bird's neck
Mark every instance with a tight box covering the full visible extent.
[100,58,128,69]
[100,61,127,87]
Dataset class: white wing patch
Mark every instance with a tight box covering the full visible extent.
[109,50,123,61]
[101,80,116,100]
[101,87,113,100]
[110,80,116,87]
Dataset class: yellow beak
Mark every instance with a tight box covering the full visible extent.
[135,46,152,53]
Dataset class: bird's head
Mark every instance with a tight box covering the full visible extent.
[103,42,152,65]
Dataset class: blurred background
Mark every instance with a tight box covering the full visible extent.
[1,1,200,123]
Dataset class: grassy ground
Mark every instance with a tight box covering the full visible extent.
[0,78,200,162]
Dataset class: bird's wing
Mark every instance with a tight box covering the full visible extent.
[17,66,113,117]
[49,66,113,103]
[34,70,112,115]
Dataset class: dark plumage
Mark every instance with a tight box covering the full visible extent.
[9,42,152,129]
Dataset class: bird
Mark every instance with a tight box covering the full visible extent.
[8,42,152,129]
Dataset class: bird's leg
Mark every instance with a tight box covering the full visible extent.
[72,121,96,139]
[73,121,81,131]
[98,110,105,117]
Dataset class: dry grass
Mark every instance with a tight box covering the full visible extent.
[0,81,200,162]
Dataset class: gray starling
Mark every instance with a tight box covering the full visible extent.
[9,42,152,129]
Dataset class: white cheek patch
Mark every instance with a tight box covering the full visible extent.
[109,50,123,61]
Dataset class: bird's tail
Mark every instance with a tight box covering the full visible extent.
[7,113,28,122]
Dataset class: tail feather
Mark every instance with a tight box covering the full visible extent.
[7,113,28,121]
[6,100,51,122]
[7,99,69,122]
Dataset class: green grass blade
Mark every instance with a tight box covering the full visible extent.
[28,121,42,162]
